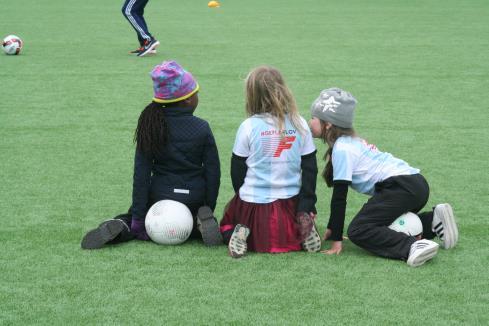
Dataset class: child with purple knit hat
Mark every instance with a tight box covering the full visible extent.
[81,61,222,249]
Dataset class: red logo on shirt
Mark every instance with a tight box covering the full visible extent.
[273,136,296,157]
[361,139,378,152]
[260,129,297,157]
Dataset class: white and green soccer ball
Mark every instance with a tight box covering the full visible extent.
[2,35,23,55]
[389,212,423,237]
[145,200,193,245]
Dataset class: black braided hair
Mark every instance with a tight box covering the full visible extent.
[134,102,169,156]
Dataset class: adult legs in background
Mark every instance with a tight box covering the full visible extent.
[121,0,153,45]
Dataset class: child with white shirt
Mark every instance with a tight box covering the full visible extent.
[308,87,458,267]
[220,66,320,258]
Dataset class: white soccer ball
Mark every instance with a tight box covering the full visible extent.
[389,212,423,237]
[2,35,23,55]
[145,200,193,245]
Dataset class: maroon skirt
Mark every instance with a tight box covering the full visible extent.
[220,194,302,253]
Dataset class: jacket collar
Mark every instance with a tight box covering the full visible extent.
[162,106,195,116]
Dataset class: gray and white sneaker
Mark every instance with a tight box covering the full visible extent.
[130,47,157,55]
[407,239,439,267]
[228,224,250,258]
[432,203,458,249]
[302,224,321,253]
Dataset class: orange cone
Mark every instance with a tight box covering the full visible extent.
[208,1,220,8]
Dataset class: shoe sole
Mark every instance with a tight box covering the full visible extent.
[81,220,124,249]
[138,41,160,57]
[228,225,249,258]
[407,242,439,267]
[196,206,223,246]
[229,248,245,258]
[434,203,458,249]
[302,225,321,252]
[130,50,157,55]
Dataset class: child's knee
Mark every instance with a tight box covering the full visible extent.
[347,220,365,243]
[121,3,134,17]
[347,224,358,241]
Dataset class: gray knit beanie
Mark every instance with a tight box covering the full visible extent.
[310,87,357,128]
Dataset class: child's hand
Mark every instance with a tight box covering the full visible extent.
[321,241,343,255]
[323,228,332,240]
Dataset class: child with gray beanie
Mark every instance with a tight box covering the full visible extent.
[309,87,459,267]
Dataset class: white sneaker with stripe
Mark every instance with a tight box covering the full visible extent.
[407,239,439,267]
[432,203,458,249]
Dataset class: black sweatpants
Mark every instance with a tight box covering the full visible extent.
[121,0,153,45]
[347,174,434,260]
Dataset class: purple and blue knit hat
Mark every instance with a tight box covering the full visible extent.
[151,61,199,103]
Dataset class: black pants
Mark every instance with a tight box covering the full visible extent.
[347,174,434,260]
[121,0,153,45]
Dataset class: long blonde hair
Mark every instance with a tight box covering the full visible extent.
[245,66,304,134]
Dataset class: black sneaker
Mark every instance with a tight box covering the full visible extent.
[130,47,157,55]
[81,219,126,249]
[137,38,160,57]
[196,206,223,246]
[129,46,143,54]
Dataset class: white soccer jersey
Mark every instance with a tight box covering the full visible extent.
[332,136,420,195]
[233,113,316,203]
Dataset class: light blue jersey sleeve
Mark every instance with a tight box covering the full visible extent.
[332,147,356,182]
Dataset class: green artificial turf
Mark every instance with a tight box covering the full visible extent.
[1,0,488,324]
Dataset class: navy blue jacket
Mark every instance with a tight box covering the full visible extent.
[131,106,220,220]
